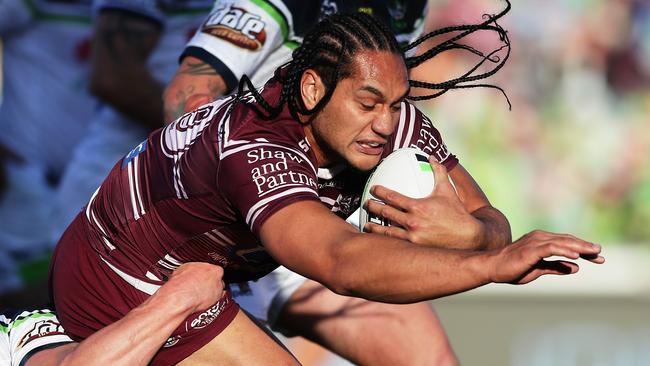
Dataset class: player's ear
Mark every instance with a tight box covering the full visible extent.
[300,69,325,110]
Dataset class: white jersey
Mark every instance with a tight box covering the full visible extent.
[183,0,427,92]
[0,0,94,175]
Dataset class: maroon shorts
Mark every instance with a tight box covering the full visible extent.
[49,216,239,366]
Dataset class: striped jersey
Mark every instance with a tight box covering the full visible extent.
[82,70,457,288]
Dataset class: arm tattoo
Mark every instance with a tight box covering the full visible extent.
[181,61,219,76]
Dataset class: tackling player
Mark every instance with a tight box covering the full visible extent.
[2,263,227,366]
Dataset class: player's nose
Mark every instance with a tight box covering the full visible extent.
[371,108,396,137]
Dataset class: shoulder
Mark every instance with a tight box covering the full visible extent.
[388,101,458,169]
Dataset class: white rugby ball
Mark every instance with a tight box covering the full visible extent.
[358,148,435,230]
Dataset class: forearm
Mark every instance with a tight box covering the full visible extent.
[163,56,228,123]
[89,9,164,129]
[330,233,492,303]
[472,205,512,250]
[91,69,165,129]
[59,286,193,366]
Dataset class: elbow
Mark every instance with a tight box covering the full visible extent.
[320,253,369,298]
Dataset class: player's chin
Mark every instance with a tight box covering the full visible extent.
[350,146,383,171]
[348,153,382,172]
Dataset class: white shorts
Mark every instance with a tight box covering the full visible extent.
[3,309,74,366]
[232,211,360,334]
[231,265,307,334]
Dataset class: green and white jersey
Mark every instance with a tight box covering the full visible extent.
[4,309,73,366]
[182,0,427,92]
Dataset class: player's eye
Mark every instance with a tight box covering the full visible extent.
[360,103,375,111]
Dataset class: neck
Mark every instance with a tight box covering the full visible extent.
[302,124,329,168]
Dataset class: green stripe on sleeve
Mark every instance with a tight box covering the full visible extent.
[250,0,289,41]
[24,0,92,24]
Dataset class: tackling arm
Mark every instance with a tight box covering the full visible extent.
[28,264,225,366]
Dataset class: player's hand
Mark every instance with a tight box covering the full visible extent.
[364,158,483,247]
[165,262,226,313]
[486,230,605,284]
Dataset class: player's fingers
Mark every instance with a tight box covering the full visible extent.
[580,253,606,264]
[365,198,409,226]
[371,185,414,210]
[364,222,409,240]
[525,232,602,256]
[428,158,455,195]
[517,260,579,284]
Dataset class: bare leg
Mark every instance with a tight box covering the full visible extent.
[177,309,301,366]
[277,280,459,366]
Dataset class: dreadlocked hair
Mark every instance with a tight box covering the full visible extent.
[405,0,513,109]
[235,12,403,121]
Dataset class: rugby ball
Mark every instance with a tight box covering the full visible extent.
[358,148,435,230]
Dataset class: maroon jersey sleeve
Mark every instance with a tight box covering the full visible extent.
[388,102,459,171]
[217,142,321,235]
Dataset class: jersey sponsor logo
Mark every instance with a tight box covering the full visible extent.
[413,114,451,163]
[163,335,181,348]
[17,319,66,349]
[189,298,229,329]
[246,147,317,196]
[201,4,267,50]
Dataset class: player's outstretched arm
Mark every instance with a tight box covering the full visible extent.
[49,263,225,366]
[365,157,511,249]
[260,201,603,304]
[88,9,165,129]
[163,56,228,123]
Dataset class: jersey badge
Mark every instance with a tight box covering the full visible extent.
[121,140,147,169]
[201,4,267,50]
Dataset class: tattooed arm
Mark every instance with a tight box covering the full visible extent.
[163,56,228,123]
[89,9,164,129]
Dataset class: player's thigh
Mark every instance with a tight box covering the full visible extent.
[277,279,458,366]
[177,308,300,366]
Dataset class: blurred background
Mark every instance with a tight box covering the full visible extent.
[1,0,648,365]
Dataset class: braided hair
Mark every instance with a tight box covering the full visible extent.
[236,0,513,119]
[405,0,512,108]
[235,12,403,121]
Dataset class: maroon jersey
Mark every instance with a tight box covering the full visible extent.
[79,71,458,289]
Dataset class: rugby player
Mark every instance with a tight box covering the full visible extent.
[163,1,474,364]
[49,12,603,365]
